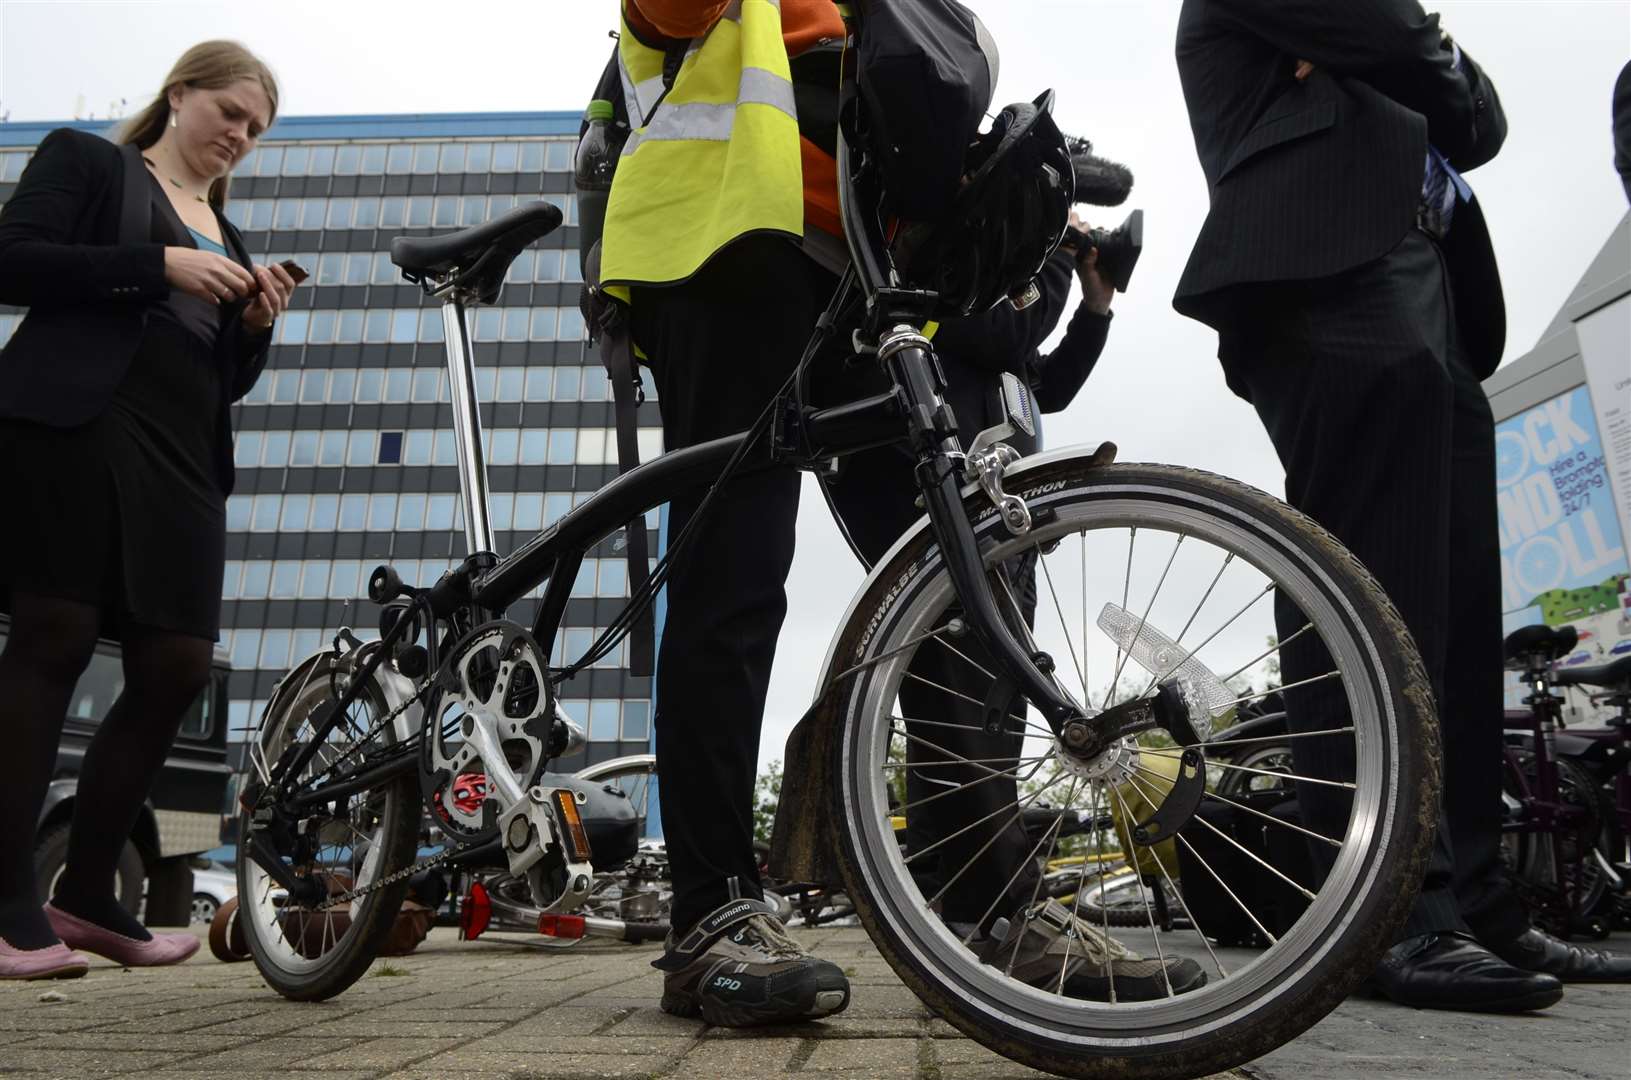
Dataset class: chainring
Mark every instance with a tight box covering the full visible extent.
[419,620,554,844]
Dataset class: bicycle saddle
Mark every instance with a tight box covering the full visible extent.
[1553,653,1631,690]
[391,201,562,305]
[1502,623,1578,666]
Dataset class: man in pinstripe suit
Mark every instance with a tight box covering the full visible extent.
[1173,0,1631,1011]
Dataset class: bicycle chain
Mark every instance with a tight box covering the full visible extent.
[271,654,474,913]
[314,836,479,911]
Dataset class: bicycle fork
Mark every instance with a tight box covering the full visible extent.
[874,326,1204,761]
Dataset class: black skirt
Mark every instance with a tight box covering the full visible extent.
[0,318,226,640]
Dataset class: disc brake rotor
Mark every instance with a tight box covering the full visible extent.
[422,622,553,841]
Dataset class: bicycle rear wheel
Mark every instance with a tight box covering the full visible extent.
[828,458,1437,1079]
[238,652,421,1001]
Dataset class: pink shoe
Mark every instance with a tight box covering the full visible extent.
[0,936,90,980]
[44,904,200,967]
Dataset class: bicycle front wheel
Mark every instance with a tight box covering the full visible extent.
[828,459,1438,1079]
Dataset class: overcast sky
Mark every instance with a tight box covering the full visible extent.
[3,1,1628,772]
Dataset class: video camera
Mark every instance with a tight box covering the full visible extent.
[1060,135,1143,293]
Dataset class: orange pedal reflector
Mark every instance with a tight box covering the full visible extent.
[538,914,586,939]
[551,789,593,862]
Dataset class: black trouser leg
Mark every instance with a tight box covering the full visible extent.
[631,237,836,935]
[52,624,212,940]
[1441,348,1531,944]
[0,593,100,949]
[1223,230,1467,940]
[824,446,1042,929]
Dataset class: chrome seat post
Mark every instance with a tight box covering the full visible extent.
[437,287,495,556]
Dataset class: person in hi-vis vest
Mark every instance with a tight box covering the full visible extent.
[598,0,856,1027]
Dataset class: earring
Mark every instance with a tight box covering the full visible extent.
[169,112,179,129]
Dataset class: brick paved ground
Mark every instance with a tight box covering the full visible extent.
[2,926,1623,1079]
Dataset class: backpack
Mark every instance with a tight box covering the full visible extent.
[854,0,998,221]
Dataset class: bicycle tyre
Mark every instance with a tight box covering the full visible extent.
[237,654,421,1001]
[827,458,1438,1080]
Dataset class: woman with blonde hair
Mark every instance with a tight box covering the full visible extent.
[0,40,300,978]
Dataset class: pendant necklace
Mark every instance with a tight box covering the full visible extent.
[142,156,208,204]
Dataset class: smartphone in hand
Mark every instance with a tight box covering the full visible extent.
[278,259,310,284]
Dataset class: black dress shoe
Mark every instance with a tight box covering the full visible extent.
[1371,932,1563,1013]
[1488,927,1631,983]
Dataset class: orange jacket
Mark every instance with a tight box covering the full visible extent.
[626,0,844,237]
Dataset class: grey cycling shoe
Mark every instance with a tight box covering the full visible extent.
[983,899,1207,1002]
[654,897,851,1026]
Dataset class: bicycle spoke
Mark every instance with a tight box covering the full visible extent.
[1037,553,1088,701]
[1186,778,1345,849]
[955,776,1081,951]
[1053,776,1105,994]
[1002,779,1084,975]
[1136,552,1233,698]
[1124,581,1272,703]
[1111,528,1137,697]
[896,753,1056,817]
[1121,767,1321,917]
[1103,533,1183,710]
[1080,530,1090,704]
[902,672,1031,726]
[889,712,1036,739]
[1219,622,1313,685]
[1204,726,1353,749]
[889,725,1048,781]
[924,770,1073,902]
[907,768,1071,870]
[1097,777,1230,981]
[884,754,1051,771]
[1140,750,1356,790]
[1175,831,1279,946]
[1107,782,1176,997]
[1214,670,1342,710]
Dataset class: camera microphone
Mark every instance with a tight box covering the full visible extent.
[1065,135,1134,206]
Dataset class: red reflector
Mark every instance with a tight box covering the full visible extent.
[461,881,491,941]
[538,914,586,939]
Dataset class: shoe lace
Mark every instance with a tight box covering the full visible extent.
[730,915,808,962]
[1021,901,1136,966]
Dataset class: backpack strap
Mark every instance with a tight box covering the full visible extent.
[586,241,655,677]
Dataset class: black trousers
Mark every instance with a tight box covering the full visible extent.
[1220,228,1528,944]
[824,446,1042,927]
[632,237,837,933]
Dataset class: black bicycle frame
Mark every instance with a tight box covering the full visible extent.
[264,21,1093,819]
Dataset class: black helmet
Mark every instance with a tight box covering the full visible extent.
[896,90,1074,318]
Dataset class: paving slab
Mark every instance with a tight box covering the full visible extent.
[0,925,1621,1079]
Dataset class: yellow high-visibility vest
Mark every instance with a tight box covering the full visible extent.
[602,0,804,300]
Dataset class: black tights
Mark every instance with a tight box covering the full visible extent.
[0,592,211,949]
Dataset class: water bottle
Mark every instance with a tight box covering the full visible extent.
[575,99,623,279]
[575,99,622,192]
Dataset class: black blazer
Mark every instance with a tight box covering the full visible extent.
[1172,0,1509,377]
[0,127,270,492]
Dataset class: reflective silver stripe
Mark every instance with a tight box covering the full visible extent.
[622,66,795,155]
[632,73,668,118]
[739,66,795,115]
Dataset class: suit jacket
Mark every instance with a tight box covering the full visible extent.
[0,128,269,492]
[1172,0,1509,377]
